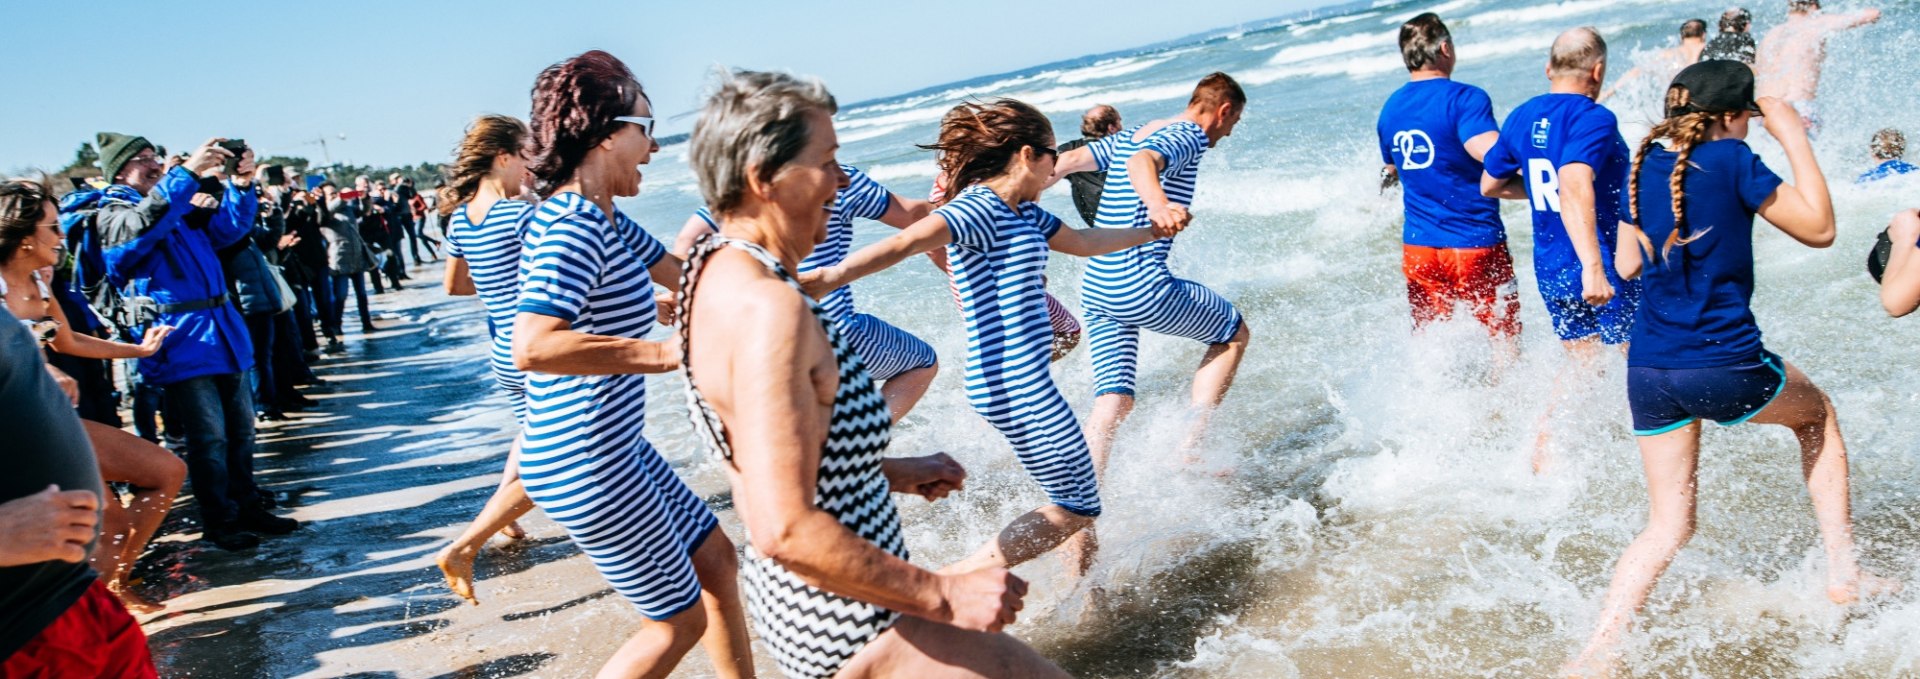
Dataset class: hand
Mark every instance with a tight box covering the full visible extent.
[185,138,234,175]
[278,233,301,250]
[1145,203,1189,237]
[1580,262,1616,306]
[1755,97,1806,142]
[1888,209,1920,245]
[231,149,258,185]
[189,193,221,210]
[133,325,173,357]
[936,568,1026,633]
[887,453,967,501]
[653,290,680,326]
[44,365,78,406]
[0,486,100,567]
[797,267,839,300]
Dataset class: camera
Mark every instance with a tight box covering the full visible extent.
[218,138,249,176]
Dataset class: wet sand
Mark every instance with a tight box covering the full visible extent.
[139,263,732,678]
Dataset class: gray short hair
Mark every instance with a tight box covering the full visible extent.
[689,69,839,216]
[1549,27,1608,79]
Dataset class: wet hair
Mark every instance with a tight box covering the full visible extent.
[0,179,54,263]
[688,69,838,216]
[1081,105,1121,139]
[439,114,530,216]
[1719,7,1751,33]
[1549,27,1608,79]
[920,99,1053,205]
[1789,0,1819,12]
[1398,13,1452,72]
[528,50,645,196]
[1629,86,1724,260]
[1188,72,1246,111]
[1681,19,1709,39]
[1872,128,1906,160]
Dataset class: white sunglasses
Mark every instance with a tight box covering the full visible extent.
[613,116,656,138]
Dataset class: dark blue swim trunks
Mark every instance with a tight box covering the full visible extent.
[1627,350,1788,436]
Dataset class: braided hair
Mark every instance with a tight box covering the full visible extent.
[1629,85,1719,260]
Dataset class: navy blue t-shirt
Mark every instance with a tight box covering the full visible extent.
[1484,93,1632,299]
[1376,78,1505,248]
[1620,139,1784,369]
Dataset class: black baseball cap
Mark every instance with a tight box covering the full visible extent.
[1668,60,1762,115]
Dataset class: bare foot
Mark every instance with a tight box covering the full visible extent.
[436,543,481,605]
[109,584,166,615]
[500,520,527,541]
[1828,571,1903,606]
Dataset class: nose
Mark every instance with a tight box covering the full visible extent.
[834,165,850,190]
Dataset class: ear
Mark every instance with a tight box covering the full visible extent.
[744,164,776,202]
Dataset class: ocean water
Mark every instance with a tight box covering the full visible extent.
[620,0,1920,676]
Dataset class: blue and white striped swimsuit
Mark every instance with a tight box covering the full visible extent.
[445,199,533,423]
[940,186,1100,517]
[516,193,717,620]
[1081,121,1244,397]
[692,165,936,381]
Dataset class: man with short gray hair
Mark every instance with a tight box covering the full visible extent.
[1481,27,1641,472]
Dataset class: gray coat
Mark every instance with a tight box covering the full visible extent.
[321,198,374,276]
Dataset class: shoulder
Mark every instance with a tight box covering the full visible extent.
[696,250,818,338]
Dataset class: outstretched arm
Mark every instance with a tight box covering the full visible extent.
[1043,146,1100,190]
[806,213,953,296]
[1754,97,1835,247]
[44,285,169,360]
[1048,224,1163,257]
[1881,209,1920,317]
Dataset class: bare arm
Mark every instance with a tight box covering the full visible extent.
[442,256,476,296]
[1480,171,1529,200]
[1043,146,1099,190]
[1615,222,1649,281]
[1881,209,1920,317]
[1754,97,1835,247]
[1462,130,1498,163]
[510,312,678,374]
[876,194,934,229]
[806,213,954,295]
[673,213,718,259]
[1557,163,1615,305]
[44,291,167,360]
[1047,225,1161,257]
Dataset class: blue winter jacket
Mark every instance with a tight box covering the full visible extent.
[99,166,258,386]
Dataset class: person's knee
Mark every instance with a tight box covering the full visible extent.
[657,602,710,647]
[1229,320,1252,346]
[691,531,740,581]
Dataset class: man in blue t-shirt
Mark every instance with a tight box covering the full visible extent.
[1858,128,1917,183]
[1481,27,1642,471]
[1377,12,1519,340]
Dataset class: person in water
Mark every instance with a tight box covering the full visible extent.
[1598,18,1707,104]
[1482,27,1641,473]
[674,164,940,422]
[1057,104,1124,228]
[1878,209,1920,317]
[510,50,753,679]
[1378,12,1520,343]
[1568,60,1901,676]
[1702,8,1757,65]
[1756,0,1881,137]
[1857,128,1916,183]
[681,67,1067,679]
[433,114,541,606]
[808,98,1182,579]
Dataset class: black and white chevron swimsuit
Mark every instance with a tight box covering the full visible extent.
[679,235,906,678]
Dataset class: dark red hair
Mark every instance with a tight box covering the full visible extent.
[527,50,644,196]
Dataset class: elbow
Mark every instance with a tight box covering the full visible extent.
[510,336,541,372]
[748,519,806,566]
[1807,225,1837,249]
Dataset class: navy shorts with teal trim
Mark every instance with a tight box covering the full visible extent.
[1627,350,1788,436]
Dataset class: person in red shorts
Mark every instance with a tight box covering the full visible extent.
[0,303,156,678]
[1377,13,1520,343]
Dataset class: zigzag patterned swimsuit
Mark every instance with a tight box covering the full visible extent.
[679,235,905,679]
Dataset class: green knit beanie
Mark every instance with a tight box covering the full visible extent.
[95,132,155,184]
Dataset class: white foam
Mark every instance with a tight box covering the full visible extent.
[1466,0,1669,26]
[1380,0,1482,25]
[861,161,937,184]
[1056,56,1172,84]
[1267,30,1398,65]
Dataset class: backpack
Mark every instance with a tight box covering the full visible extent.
[57,191,158,335]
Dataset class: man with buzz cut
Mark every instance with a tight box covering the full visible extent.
[1377,12,1519,344]
[1481,27,1642,472]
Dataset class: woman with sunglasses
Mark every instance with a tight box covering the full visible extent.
[1,178,185,615]
[511,51,752,679]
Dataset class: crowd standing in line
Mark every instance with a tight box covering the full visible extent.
[2,1,1914,677]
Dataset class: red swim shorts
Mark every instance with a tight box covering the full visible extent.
[2,581,157,679]
[1403,243,1521,337]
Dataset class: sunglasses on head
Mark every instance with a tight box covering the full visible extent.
[614,116,656,138]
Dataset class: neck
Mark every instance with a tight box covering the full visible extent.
[1549,77,1596,98]
[556,171,615,216]
[981,173,1031,207]
[1682,37,1706,47]
[1408,67,1449,81]
[1,259,36,292]
[477,173,514,203]
[717,203,811,272]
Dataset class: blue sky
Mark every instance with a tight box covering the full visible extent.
[1,0,1328,173]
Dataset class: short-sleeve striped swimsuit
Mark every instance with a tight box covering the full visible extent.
[515,193,717,620]
[444,199,533,423]
[939,185,1101,517]
[679,235,905,679]
[1081,121,1244,397]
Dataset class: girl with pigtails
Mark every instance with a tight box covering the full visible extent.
[1567,60,1900,675]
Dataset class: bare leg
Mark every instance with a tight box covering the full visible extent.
[1746,362,1902,604]
[1066,394,1129,580]
[1181,323,1251,460]
[689,530,755,679]
[943,505,1095,575]
[836,615,1070,679]
[438,437,536,605]
[86,420,185,614]
[1566,422,1701,676]
[596,604,708,679]
[1535,338,1603,474]
[880,364,937,424]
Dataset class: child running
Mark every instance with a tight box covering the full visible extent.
[1568,60,1899,675]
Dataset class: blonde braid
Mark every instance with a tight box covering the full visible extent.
[1660,113,1715,260]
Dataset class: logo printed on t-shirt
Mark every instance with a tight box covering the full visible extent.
[1393,129,1435,170]
[1531,119,1551,149]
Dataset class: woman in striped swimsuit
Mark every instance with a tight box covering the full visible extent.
[672,165,939,422]
[809,99,1181,577]
[509,51,751,679]
[433,114,541,606]
[682,68,1065,679]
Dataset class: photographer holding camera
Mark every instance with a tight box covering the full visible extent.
[95,133,300,550]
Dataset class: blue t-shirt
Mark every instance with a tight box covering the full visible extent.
[1857,159,1918,183]
[1376,78,1505,248]
[1484,93,1633,299]
[1620,139,1784,369]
